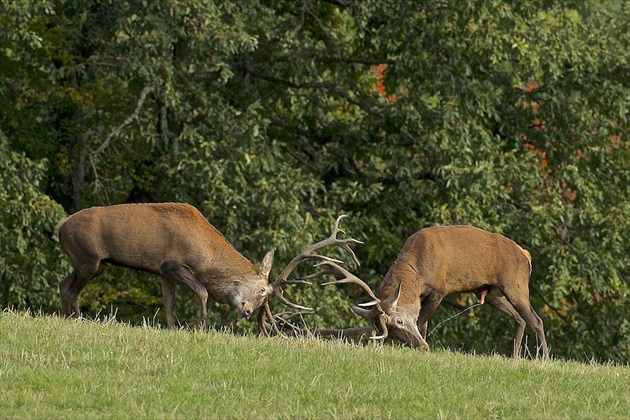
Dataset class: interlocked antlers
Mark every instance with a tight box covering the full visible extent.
[259,215,388,340]
[315,260,388,340]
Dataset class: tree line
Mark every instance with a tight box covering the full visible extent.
[1,0,628,362]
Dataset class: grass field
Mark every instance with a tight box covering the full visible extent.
[1,310,628,419]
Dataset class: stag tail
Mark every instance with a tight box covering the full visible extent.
[55,216,71,236]
[520,247,532,277]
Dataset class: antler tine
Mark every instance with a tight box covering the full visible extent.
[283,280,312,286]
[267,310,316,337]
[259,302,283,337]
[259,304,313,337]
[273,288,313,311]
[327,215,363,266]
[314,260,381,303]
[269,215,363,313]
[332,214,347,232]
[371,312,389,340]
[300,214,363,266]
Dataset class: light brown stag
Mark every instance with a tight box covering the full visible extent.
[317,225,550,359]
[56,202,328,329]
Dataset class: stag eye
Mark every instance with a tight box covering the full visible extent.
[396,318,404,326]
[259,287,267,295]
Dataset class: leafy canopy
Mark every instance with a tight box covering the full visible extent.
[0,0,627,362]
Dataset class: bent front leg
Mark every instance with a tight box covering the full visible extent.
[160,261,209,330]
[160,277,178,329]
[416,291,445,334]
[418,321,428,340]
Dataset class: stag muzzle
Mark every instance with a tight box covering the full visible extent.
[404,334,429,351]
[389,327,429,351]
[238,302,254,318]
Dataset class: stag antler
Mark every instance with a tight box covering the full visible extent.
[308,259,381,307]
[310,259,388,340]
[260,215,363,336]
[261,215,390,341]
[270,215,363,311]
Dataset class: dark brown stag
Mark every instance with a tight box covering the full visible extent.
[56,202,316,330]
[322,225,550,359]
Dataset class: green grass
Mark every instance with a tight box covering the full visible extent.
[1,310,628,419]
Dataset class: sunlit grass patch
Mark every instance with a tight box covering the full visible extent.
[1,310,628,419]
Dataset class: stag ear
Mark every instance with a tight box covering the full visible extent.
[382,282,402,310]
[260,249,274,278]
[350,304,372,320]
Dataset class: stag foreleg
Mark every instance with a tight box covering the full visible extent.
[159,261,208,330]
[419,321,428,340]
[59,260,108,318]
[160,278,178,329]
[415,291,445,348]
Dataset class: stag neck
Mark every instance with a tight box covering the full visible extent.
[195,249,259,287]
[379,259,425,305]
[191,217,259,274]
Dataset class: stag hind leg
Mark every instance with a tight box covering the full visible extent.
[516,303,549,359]
[159,261,208,330]
[501,285,549,359]
[481,289,526,358]
[60,272,79,316]
[59,258,108,318]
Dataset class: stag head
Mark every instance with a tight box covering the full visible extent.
[231,250,275,318]
[349,283,428,350]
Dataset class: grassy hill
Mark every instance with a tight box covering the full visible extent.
[1,310,628,419]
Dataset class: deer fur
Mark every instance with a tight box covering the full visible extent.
[56,203,274,329]
[352,225,549,358]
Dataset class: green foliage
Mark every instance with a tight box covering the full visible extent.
[0,0,627,362]
[0,132,69,311]
[351,0,630,363]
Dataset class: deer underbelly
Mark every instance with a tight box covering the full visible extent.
[104,254,163,275]
[445,277,492,295]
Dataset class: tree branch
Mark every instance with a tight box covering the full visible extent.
[249,71,383,116]
[320,0,355,7]
[531,283,575,329]
[312,55,396,66]
[93,86,154,155]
